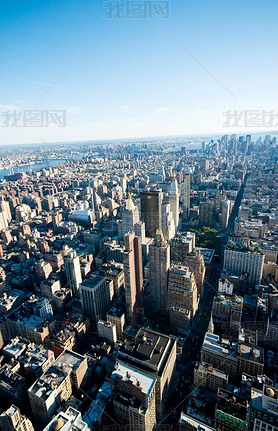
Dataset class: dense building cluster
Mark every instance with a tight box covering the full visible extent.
[0,134,277,430]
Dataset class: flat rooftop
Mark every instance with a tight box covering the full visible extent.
[80,275,105,290]
[118,328,175,373]
[180,412,216,430]
[111,362,156,397]
[29,350,85,399]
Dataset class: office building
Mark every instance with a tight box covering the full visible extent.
[194,362,228,393]
[100,262,125,299]
[248,385,278,431]
[169,306,192,332]
[64,249,82,295]
[218,278,234,295]
[199,200,214,227]
[201,333,238,378]
[148,231,170,315]
[180,413,216,431]
[123,232,143,325]
[0,364,29,409]
[5,302,50,344]
[224,243,265,286]
[236,343,264,378]
[212,294,243,336]
[169,176,179,229]
[80,275,113,329]
[183,173,190,221]
[111,362,156,431]
[161,202,175,240]
[118,194,140,239]
[117,328,176,419]
[170,232,195,262]
[167,264,198,322]
[140,189,162,237]
[221,199,230,228]
[183,250,206,295]
[107,305,126,341]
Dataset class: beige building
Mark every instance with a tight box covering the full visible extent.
[111,362,156,431]
[167,264,198,320]
[0,405,34,431]
[236,343,264,378]
[201,333,238,378]
[118,328,176,419]
[183,250,206,295]
[194,362,228,393]
[28,350,87,426]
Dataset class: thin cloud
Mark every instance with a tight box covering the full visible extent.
[153,107,169,116]
[121,106,132,114]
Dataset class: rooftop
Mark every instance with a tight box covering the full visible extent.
[111,362,156,397]
[118,328,176,374]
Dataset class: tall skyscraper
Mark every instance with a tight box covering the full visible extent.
[123,232,143,325]
[118,194,140,239]
[140,189,162,238]
[220,199,230,228]
[64,249,82,295]
[167,265,198,316]
[199,200,214,227]
[167,264,198,331]
[149,231,170,315]
[183,173,190,220]
[111,362,156,431]
[80,275,113,329]
[161,203,175,240]
[169,176,179,230]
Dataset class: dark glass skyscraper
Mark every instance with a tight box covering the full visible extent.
[140,189,162,238]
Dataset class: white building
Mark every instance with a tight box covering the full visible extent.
[223,245,264,286]
[169,177,179,230]
[64,249,82,295]
[42,407,89,431]
[97,319,117,344]
[218,278,234,295]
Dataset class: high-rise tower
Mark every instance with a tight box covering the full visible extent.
[118,194,140,239]
[140,189,162,238]
[149,231,170,315]
[123,232,143,325]
[169,176,179,230]
[183,173,190,220]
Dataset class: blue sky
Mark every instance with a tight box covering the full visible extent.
[1,0,278,144]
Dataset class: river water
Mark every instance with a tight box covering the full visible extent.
[0,159,66,180]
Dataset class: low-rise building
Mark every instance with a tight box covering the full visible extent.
[194,362,228,393]
[28,350,87,426]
